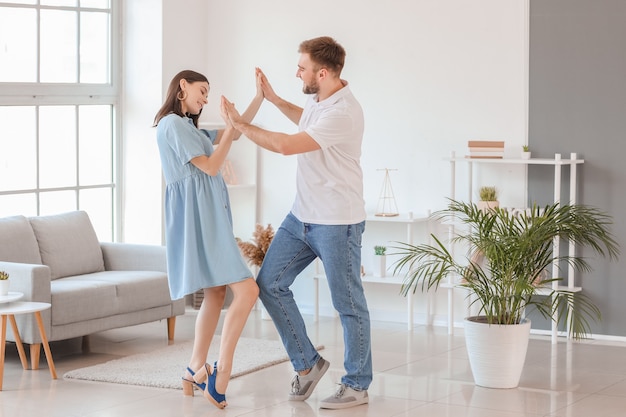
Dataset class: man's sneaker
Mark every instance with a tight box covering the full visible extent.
[320,384,369,409]
[289,357,330,401]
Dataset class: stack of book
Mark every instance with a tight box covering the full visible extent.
[467,141,505,159]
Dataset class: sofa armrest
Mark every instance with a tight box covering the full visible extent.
[100,242,167,272]
[0,261,52,302]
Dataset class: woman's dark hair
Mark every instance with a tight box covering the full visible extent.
[153,70,209,128]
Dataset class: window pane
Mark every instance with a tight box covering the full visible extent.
[39,190,77,215]
[0,194,37,217]
[41,10,77,83]
[0,107,37,191]
[80,11,109,83]
[79,105,112,185]
[80,188,112,241]
[39,106,77,188]
[0,8,37,82]
[41,0,77,6]
[81,0,110,9]
[0,0,35,5]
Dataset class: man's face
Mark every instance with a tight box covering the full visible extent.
[296,53,320,95]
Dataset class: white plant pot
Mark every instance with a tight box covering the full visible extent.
[373,255,386,277]
[476,200,499,212]
[521,151,531,159]
[463,316,531,389]
[0,280,9,296]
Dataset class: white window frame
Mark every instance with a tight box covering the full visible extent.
[0,0,122,240]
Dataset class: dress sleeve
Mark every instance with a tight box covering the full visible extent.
[159,116,208,164]
[200,129,218,144]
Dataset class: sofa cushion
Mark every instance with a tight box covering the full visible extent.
[29,211,105,280]
[0,215,43,264]
[50,271,171,325]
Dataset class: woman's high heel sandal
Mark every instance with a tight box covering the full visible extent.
[182,371,194,396]
[192,362,227,409]
[182,366,206,396]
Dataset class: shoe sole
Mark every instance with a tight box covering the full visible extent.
[320,396,369,410]
[289,359,330,401]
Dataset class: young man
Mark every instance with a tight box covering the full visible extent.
[222,36,372,410]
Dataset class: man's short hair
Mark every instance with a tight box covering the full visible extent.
[298,36,345,75]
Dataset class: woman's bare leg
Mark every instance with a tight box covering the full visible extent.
[214,278,259,393]
[188,286,226,372]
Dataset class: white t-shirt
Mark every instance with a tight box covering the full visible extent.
[291,83,366,225]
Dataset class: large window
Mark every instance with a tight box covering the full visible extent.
[0,0,118,241]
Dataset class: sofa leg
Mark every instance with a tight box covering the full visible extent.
[82,335,91,352]
[30,343,41,370]
[167,316,176,341]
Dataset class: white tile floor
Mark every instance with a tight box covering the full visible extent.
[3,308,626,416]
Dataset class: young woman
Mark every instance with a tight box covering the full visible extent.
[153,69,262,409]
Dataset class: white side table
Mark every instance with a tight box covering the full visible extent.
[0,298,57,390]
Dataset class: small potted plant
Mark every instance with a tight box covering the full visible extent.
[373,245,387,277]
[0,270,9,296]
[477,186,499,212]
[522,145,531,159]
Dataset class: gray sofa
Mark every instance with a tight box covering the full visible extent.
[0,210,185,368]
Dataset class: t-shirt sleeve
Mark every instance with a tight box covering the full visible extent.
[160,116,209,164]
[304,108,352,149]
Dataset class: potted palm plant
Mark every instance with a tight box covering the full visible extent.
[391,199,619,388]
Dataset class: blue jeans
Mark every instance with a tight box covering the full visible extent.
[257,212,372,390]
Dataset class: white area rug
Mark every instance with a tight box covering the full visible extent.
[64,336,323,390]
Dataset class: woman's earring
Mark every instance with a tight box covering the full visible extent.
[177,90,187,101]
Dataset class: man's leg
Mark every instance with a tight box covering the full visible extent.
[257,213,328,400]
[310,221,372,392]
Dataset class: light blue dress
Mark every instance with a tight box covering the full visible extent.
[156,114,251,300]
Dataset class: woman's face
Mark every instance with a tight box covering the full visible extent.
[180,80,209,115]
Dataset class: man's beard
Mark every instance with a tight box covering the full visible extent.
[302,79,319,95]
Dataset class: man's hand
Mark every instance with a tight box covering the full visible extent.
[256,68,279,103]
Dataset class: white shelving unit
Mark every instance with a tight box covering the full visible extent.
[198,122,259,241]
[312,212,432,330]
[446,152,585,343]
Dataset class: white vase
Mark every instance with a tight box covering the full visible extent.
[373,255,386,277]
[476,200,499,212]
[463,316,531,389]
[521,151,531,159]
[0,280,9,296]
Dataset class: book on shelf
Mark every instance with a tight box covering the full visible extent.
[466,151,504,158]
[468,146,506,152]
[467,140,505,148]
[467,140,504,159]
[465,154,504,159]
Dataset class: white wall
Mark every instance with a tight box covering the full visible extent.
[123,0,529,326]
[197,0,529,326]
[122,0,163,244]
[122,0,209,244]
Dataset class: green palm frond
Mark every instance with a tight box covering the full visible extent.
[391,199,619,339]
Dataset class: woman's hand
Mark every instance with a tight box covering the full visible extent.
[255,67,264,99]
[221,96,242,128]
[219,96,234,128]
